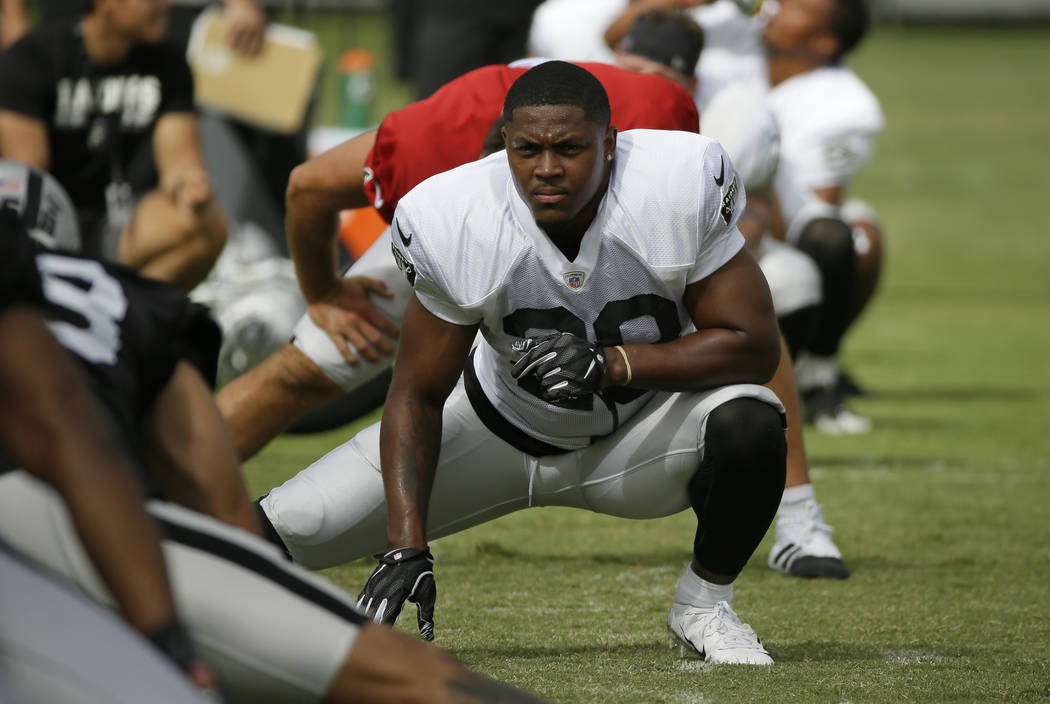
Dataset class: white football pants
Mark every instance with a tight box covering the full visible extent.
[0,540,210,704]
[0,472,362,703]
[262,379,783,570]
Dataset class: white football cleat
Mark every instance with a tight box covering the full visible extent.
[795,353,873,435]
[813,403,872,435]
[802,387,872,435]
[667,601,773,665]
[768,499,850,579]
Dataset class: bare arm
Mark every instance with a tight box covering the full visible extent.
[332,621,551,703]
[286,129,400,364]
[0,110,49,169]
[223,0,266,56]
[379,296,477,548]
[286,129,376,301]
[813,184,844,206]
[0,0,28,50]
[152,112,214,214]
[604,0,715,50]
[0,307,177,634]
[602,247,781,391]
[736,184,775,256]
[143,360,262,536]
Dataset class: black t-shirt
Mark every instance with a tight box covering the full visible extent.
[0,213,221,487]
[0,18,195,217]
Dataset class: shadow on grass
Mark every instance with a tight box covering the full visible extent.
[807,455,967,471]
[455,639,964,665]
[445,547,692,567]
[837,554,980,571]
[767,640,912,663]
[453,640,667,661]
[867,386,1047,403]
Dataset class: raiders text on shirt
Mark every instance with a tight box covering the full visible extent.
[54,75,162,133]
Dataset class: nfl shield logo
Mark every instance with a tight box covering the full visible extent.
[563,271,586,291]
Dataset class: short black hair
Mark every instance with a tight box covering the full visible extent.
[502,61,611,128]
[829,0,869,58]
[621,9,704,76]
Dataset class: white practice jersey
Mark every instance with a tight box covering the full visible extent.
[526,0,772,114]
[527,0,624,64]
[701,81,780,190]
[391,129,745,450]
[768,65,884,223]
[690,0,771,111]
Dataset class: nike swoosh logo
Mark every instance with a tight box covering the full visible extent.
[714,156,725,187]
[398,226,412,247]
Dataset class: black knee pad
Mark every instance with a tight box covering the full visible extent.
[689,398,786,576]
[796,217,854,274]
[254,496,293,561]
[796,217,860,357]
[688,397,786,510]
[778,305,819,360]
[705,398,785,464]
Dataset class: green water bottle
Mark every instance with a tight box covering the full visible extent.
[339,48,375,129]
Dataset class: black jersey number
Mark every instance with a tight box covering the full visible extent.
[37,254,128,365]
[503,294,681,408]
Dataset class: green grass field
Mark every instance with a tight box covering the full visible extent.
[242,25,1050,704]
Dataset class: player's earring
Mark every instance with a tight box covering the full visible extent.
[606,153,613,162]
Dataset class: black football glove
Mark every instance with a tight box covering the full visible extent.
[511,332,607,403]
[146,621,224,699]
[356,547,436,640]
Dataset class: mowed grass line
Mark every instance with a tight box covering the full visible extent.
[242,26,1050,703]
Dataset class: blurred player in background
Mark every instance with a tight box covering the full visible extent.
[603,0,769,110]
[762,0,884,432]
[0,162,550,704]
[0,0,227,291]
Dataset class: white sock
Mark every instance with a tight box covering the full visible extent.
[779,483,816,511]
[673,564,733,609]
[794,352,840,391]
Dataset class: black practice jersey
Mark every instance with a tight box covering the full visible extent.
[0,211,220,479]
[0,208,46,310]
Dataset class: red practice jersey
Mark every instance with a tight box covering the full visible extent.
[364,62,700,223]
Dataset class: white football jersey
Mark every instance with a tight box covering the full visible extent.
[690,0,771,111]
[391,129,745,450]
[701,82,780,190]
[767,65,884,223]
[527,0,624,64]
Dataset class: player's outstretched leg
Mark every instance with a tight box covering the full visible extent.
[668,398,786,665]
